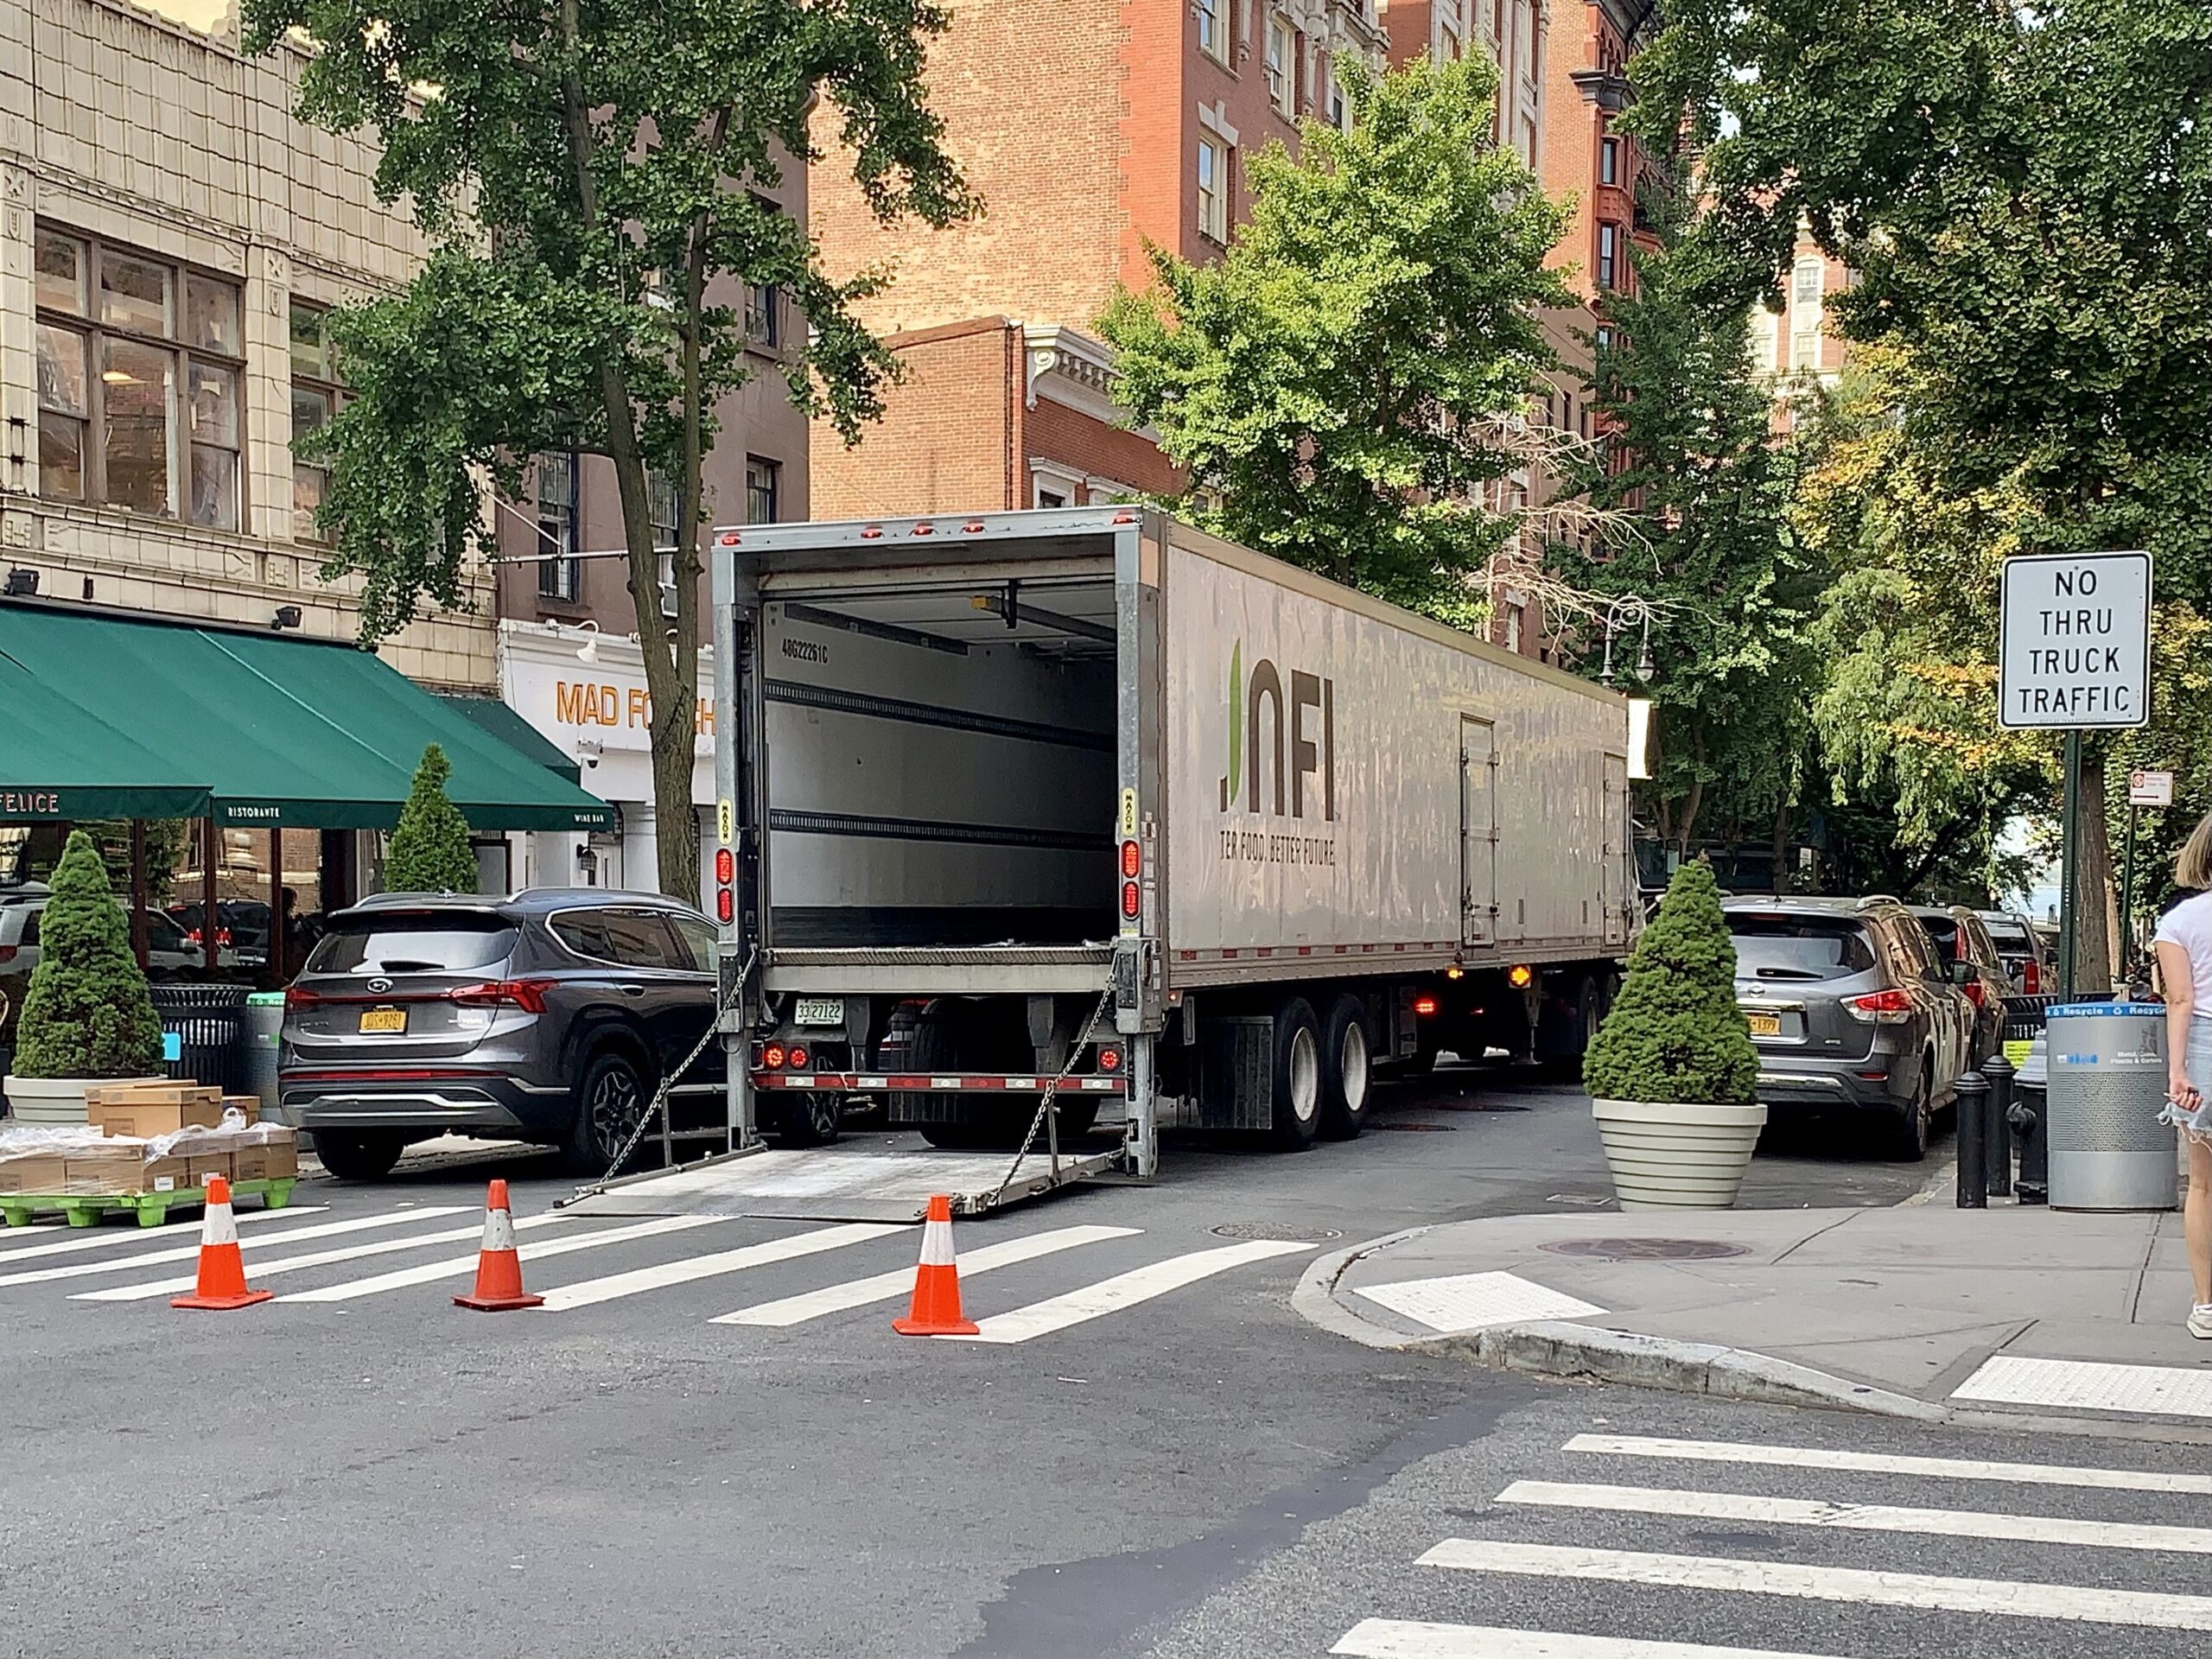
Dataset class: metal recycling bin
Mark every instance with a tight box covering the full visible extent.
[245,991,286,1122]
[149,983,254,1096]
[2043,1003,2177,1211]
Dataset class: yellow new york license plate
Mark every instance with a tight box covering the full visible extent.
[359,1007,408,1033]
[1744,1012,1782,1037]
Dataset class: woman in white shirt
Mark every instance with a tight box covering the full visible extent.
[2152,815,2212,1339]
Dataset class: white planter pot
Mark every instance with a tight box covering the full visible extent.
[1592,1096,1769,1211]
[3,1074,165,1125]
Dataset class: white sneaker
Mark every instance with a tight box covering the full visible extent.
[2191,1306,2212,1340]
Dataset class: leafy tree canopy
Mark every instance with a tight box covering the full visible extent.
[1098,53,1571,618]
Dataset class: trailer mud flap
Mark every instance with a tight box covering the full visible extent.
[1198,1016,1274,1131]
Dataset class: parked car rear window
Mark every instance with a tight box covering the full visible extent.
[306,915,518,975]
[1727,916,1878,980]
[1981,917,2034,951]
[1916,915,1961,958]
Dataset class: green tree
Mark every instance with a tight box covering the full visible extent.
[243,0,975,902]
[13,830,163,1081]
[1549,174,1821,859]
[1097,53,1571,619]
[385,745,480,895]
[1630,0,2212,977]
[1584,861,1757,1105]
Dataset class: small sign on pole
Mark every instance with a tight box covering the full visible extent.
[1998,550,2152,730]
[2128,769,2174,808]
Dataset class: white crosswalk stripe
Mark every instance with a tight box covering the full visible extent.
[1497,1478,2212,1555]
[1418,1539,2212,1630]
[1325,1432,2212,1656]
[1332,1624,1853,1659]
[285,1214,735,1301]
[0,1205,472,1290]
[712,1223,1141,1327]
[943,1236,1315,1344]
[0,1205,330,1264]
[70,1210,572,1301]
[1562,1433,2212,1497]
[538,1222,906,1311]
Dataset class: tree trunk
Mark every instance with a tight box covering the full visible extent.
[2075,744,2117,994]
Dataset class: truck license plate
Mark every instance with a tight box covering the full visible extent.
[1744,1012,1781,1038]
[793,996,844,1029]
[359,1007,408,1033]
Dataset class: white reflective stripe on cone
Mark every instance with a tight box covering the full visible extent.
[484,1207,518,1253]
[917,1217,957,1268]
[203,1201,238,1248]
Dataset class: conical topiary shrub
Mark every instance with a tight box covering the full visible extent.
[384,743,479,894]
[1583,861,1764,1211]
[11,830,164,1080]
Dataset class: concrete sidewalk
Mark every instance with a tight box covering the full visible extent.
[1296,1198,2212,1434]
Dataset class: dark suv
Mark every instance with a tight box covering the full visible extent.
[279,889,840,1181]
[1722,896,1973,1160]
[1909,905,2010,1070]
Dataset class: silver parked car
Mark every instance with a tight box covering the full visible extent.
[1724,895,1974,1160]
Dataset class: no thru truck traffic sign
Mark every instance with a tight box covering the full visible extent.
[1998,550,2152,729]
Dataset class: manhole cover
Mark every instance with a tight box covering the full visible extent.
[1370,1121,1458,1132]
[1209,1223,1344,1243]
[1539,1237,1752,1262]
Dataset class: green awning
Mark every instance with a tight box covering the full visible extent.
[0,601,613,830]
[435,694,582,783]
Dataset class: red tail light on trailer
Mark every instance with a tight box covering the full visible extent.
[786,1046,809,1070]
[1120,839,1141,879]
[1121,881,1141,918]
[1413,995,1440,1017]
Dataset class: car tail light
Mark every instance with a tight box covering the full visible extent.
[763,1044,785,1069]
[1847,988,1915,1024]
[1961,979,1986,1007]
[1413,995,1440,1017]
[1096,1045,1122,1072]
[786,1046,809,1070]
[2022,959,2040,994]
[284,985,323,1010]
[0,944,16,965]
[216,927,232,947]
[447,979,556,1014]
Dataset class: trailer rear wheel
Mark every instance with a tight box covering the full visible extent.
[1319,994,1371,1141]
[1268,998,1322,1150]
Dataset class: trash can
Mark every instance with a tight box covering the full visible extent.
[149,983,254,1097]
[245,991,286,1122]
[2044,1002,2177,1211]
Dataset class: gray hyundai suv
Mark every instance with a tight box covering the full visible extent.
[1723,895,1972,1160]
[279,889,840,1181]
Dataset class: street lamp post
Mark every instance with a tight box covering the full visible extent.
[1598,594,1656,685]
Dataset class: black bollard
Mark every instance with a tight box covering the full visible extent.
[1955,1070,1988,1208]
[2010,1080,2048,1205]
[1984,1052,2015,1199]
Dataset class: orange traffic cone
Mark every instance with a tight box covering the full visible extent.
[454,1179,543,1311]
[171,1176,273,1310]
[893,1193,979,1336]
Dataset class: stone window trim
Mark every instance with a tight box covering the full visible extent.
[33,223,247,531]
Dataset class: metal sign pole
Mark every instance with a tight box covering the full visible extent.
[2058,728,2081,1000]
[2119,799,2139,985]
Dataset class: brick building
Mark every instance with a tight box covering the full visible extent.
[810,1,1388,518]
[1541,0,1659,308]
[1752,222,1855,421]
[0,0,488,687]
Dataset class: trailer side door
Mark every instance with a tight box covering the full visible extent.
[1602,751,1629,946]
[1461,716,1497,948]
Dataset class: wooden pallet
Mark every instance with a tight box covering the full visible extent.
[0,1177,299,1230]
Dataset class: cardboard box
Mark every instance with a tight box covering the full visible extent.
[65,1149,153,1195]
[185,1151,234,1189]
[234,1140,299,1183]
[139,1154,192,1193]
[91,1097,226,1140]
[0,1154,73,1196]
[85,1083,222,1109]
[222,1096,264,1122]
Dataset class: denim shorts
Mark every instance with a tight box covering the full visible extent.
[2181,1022,2212,1143]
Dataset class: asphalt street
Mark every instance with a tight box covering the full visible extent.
[0,1065,1960,1657]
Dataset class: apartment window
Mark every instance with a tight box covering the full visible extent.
[1600,137,1621,186]
[1266,16,1296,114]
[33,226,243,528]
[1597,223,1621,290]
[1198,137,1230,243]
[1519,114,1537,166]
[1036,486,1069,510]
[1792,257,1824,311]
[743,198,785,348]
[1503,602,1526,656]
[1791,329,1821,371]
[746,455,781,525]
[646,470,682,618]
[1326,67,1348,129]
[536,450,581,602]
[289,302,346,543]
[1197,0,1224,60]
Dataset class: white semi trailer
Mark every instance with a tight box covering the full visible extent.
[705,506,1636,1180]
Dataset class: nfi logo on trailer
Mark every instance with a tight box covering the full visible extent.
[1217,640,1337,824]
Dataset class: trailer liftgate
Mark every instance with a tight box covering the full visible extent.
[563,508,1154,1225]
